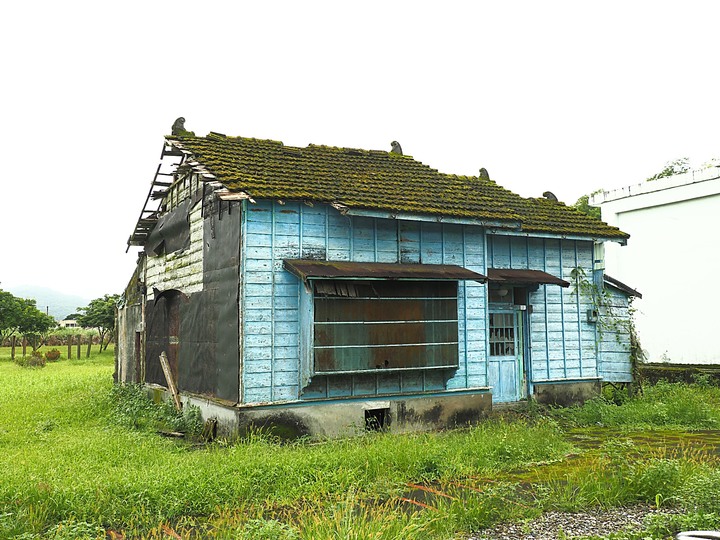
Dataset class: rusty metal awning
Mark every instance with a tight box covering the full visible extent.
[604,274,642,298]
[487,268,569,287]
[283,260,487,283]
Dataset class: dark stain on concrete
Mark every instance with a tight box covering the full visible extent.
[534,382,601,407]
[448,407,485,428]
[396,402,444,427]
[243,412,311,441]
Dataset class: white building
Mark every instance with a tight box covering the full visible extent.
[591,167,720,364]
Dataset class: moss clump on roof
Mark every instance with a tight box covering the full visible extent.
[167,133,628,240]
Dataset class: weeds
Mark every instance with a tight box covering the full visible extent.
[554,380,720,430]
[108,383,203,437]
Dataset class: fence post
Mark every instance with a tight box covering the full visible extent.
[68,337,72,359]
[11,335,16,360]
[22,338,27,358]
[86,339,91,358]
[76,335,81,359]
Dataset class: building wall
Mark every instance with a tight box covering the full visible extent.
[239,200,488,404]
[127,187,612,409]
[116,303,142,383]
[144,200,204,296]
[116,254,147,385]
[137,178,243,402]
[597,285,634,383]
[593,171,720,364]
[487,236,599,384]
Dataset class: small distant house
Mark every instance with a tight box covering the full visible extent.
[117,131,635,438]
[591,166,720,364]
[58,318,80,329]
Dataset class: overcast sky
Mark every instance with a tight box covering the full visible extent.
[1,1,718,299]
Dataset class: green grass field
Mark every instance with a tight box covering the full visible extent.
[2,348,720,539]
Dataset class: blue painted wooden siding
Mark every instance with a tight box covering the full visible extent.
[488,236,599,384]
[597,287,633,383]
[240,201,488,404]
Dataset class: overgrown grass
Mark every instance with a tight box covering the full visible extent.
[553,380,720,430]
[2,352,720,539]
[0,349,571,538]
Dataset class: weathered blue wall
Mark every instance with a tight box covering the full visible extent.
[487,236,599,385]
[240,201,488,404]
[239,201,606,405]
[597,285,634,383]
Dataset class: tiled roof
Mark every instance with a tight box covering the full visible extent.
[167,133,628,240]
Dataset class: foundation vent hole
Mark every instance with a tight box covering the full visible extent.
[365,408,389,432]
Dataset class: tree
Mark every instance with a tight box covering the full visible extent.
[646,157,690,181]
[573,193,601,219]
[77,294,119,351]
[0,289,22,343]
[16,298,55,351]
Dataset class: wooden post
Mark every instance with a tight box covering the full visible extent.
[86,339,91,358]
[11,336,16,360]
[22,338,27,358]
[159,351,182,411]
[76,335,81,359]
[68,337,72,359]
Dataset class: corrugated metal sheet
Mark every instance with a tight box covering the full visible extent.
[283,259,487,283]
[487,268,569,287]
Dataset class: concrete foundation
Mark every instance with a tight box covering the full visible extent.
[533,380,601,407]
[171,389,493,440]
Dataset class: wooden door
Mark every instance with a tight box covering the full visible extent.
[488,310,524,402]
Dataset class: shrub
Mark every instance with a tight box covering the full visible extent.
[15,350,46,368]
[45,348,61,362]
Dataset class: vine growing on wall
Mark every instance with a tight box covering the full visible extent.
[569,267,645,383]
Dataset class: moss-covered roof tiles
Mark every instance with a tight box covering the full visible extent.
[167,133,628,241]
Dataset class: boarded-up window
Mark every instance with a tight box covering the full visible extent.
[313,280,459,373]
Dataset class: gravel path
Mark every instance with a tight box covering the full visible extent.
[470,504,683,540]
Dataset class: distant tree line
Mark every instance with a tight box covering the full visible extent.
[76,294,120,351]
[0,289,119,352]
[0,289,55,351]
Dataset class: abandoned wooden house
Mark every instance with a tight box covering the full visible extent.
[117,129,636,438]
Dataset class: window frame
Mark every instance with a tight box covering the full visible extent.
[300,278,461,380]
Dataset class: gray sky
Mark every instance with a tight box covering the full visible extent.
[1,1,718,299]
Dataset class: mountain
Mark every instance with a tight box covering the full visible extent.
[2,285,91,321]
